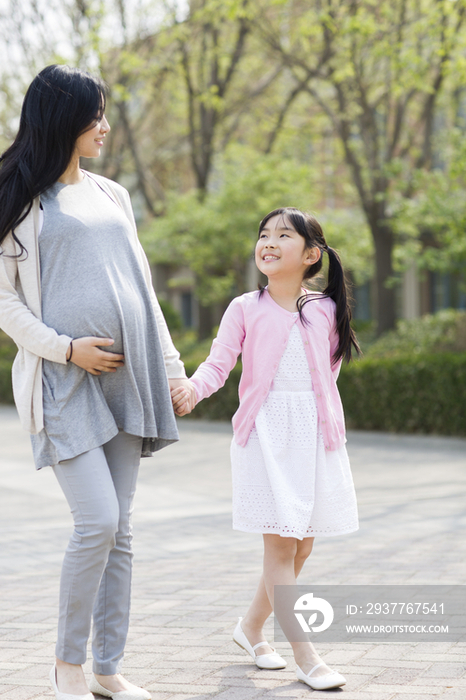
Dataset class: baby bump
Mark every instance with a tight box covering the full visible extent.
[41,281,147,355]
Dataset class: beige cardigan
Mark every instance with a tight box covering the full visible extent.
[0,171,186,434]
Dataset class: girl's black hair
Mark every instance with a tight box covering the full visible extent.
[258,207,361,364]
[0,64,107,255]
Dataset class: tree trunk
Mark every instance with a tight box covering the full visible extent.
[371,225,397,336]
[197,302,214,340]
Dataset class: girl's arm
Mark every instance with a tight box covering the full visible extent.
[171,299,245,416]
[190,298,245,404]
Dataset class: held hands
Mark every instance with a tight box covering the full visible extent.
[67,337,125,376]
[169,378,196,416]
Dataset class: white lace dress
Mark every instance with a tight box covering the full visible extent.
[230,321,359,539]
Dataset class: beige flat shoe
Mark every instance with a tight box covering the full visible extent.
[88,675,151,700]
[49,666,93,700]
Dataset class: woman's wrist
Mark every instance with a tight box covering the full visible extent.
[66,340,73,362]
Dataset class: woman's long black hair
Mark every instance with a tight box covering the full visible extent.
[0,64,107,255]
[258,207,361,364]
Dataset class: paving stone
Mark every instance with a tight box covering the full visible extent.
[300,694,392,700]
[413,677,466,687]
[355,659,430,671]
[0,689,50,699]
[147,682,222,694]
[371,667,425,685]
[166,695,219,700]
[362,645,413,660]
[364,683,444,695]
[1,411,466,699]
[418,663,465,678]
[439,690,466,699]
[389,696,441,700]
[211,687,266,700]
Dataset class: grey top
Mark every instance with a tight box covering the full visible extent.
[31,174,178,469]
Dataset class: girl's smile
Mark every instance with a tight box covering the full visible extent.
[255,214,319,279]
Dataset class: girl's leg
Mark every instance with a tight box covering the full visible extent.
[53,444,121,694]
[241,537,314,655]
[260,534,332,676]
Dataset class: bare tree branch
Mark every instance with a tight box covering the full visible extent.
[264,77,310,154]
[115,100,160,216]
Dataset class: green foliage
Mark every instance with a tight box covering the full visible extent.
[351,320,377,353]
[365,309,466,357]
[0,360,13,404]
[338,353,466,436]
[0,333,15,404]
[177,350,466,436]
[318,209,373,285]
[172,331,217,366]
[158,298,183,332]
[141,145,373,306]
[176,309,466,436]
[0,330,16,362]
[391,159,466,275]
[181,359,241,422]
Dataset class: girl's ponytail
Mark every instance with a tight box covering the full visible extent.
[322,246,361,364]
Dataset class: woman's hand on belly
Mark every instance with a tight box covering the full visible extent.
[68,337,125,375]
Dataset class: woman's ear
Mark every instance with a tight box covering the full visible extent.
[304,246,321,266]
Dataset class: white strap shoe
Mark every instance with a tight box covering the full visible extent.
[49,666,94,700]
[88,675,151,700]
[233,617,287,669]
[296,662,346,690]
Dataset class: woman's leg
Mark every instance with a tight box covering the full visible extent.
[91,431,144,689]
[240,536,314,656]
[53,444,121,694]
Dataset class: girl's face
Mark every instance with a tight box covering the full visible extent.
[74,114,110,159]
[255,214,320,280]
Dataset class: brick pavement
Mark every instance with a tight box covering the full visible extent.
[0,406,465,699]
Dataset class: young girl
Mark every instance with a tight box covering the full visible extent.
[0,65,195,700]
[172,207,360,691]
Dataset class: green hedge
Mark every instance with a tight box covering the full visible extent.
[183,353,466,437]
[338,352,466,436]
[1,352,464,437]
[0,359,14,404]
[182,360,242,421]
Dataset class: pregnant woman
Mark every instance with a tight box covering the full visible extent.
[0,65,194,700]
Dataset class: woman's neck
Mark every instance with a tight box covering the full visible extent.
[266,278,304,312]
[58,155,84,184]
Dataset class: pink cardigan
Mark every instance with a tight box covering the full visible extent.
[190,289,346,450]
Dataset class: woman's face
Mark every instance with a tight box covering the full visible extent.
[74,114,110,159]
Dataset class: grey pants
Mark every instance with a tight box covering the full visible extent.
[53,431,142,674]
